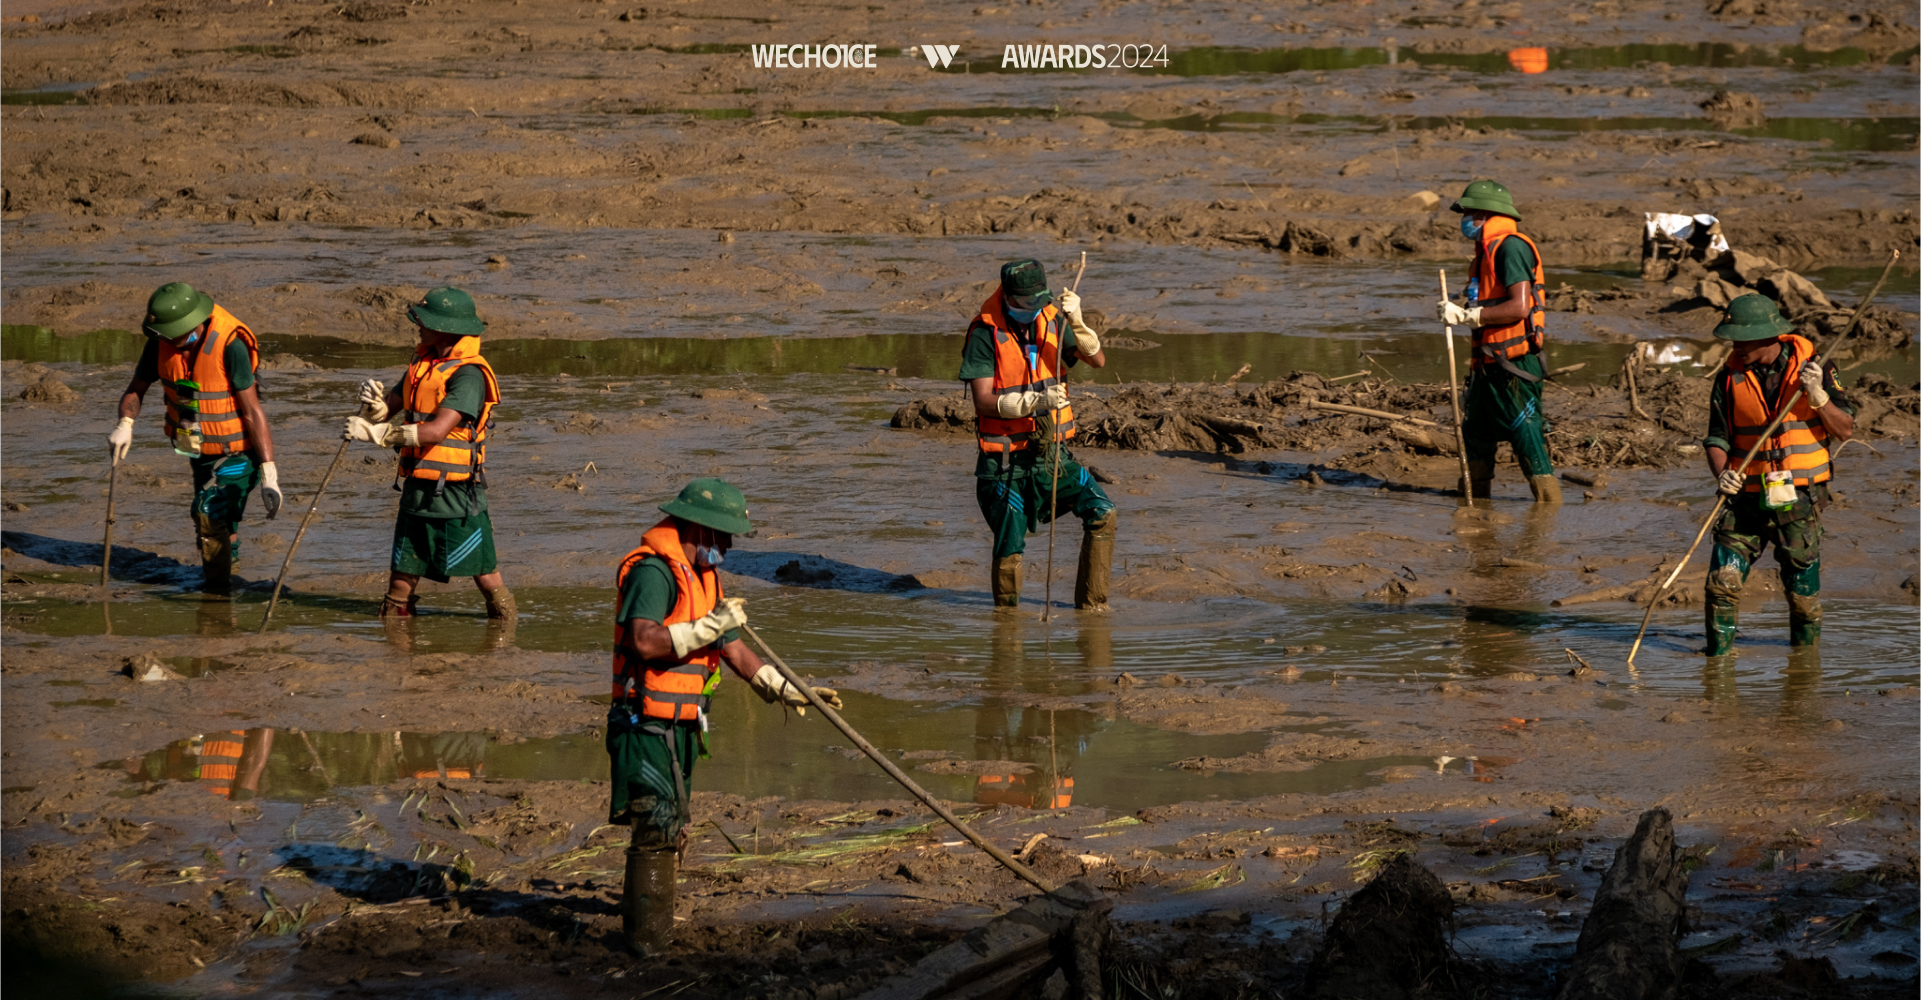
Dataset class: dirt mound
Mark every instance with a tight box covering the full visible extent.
[893,367,1769,471]
[1698,89,1765,127]
[1308,853,1456,1000]
[83,75,422,109]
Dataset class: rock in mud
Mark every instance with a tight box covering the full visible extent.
[351,132,402,149]
[1556,807,1688,1000]
[1308,853,1455,1000]
[122,650,184,682]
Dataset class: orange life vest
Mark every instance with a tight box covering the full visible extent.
[1722,334,1832,492]
[971,290,1076,461]
[611,518,724,722]
[157,306,259,456]
[1469,217,1547,372]
[396,337,500,487]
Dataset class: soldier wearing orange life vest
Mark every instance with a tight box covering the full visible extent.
[960,259,1116,609]
[1702,295,1854,654]
[1435,180,1562,503]
[605,478,842,955]
[108,283,283,590]
[343,287,515,622]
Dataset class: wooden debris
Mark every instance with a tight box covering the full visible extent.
[1556,808,1689,1000]
[854,879,1111,1000]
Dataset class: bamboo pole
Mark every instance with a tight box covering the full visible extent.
[100,456,120,587]
[1042,252,1088,623]
[1438,272,1472,499]
[740,623,1058,893]
[257,439,352,633]
[1626,249,1900,665]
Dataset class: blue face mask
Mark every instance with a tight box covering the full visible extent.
[1460,215,1485,239]
[693,544,724,568]
[1005,304,1043,324]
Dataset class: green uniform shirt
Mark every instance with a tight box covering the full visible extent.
[1702,353,1852,456]
[957,317,1084,480]
[616,556,740,645]
[397,365,490,519]
[135,336,255,391]
[1490,235,1536,294]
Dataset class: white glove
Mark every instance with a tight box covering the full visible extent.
[1437,299,1482,327]
[357,379,390,422]
[258,461,282,519]
[750,663,844,713]
[996,390,1042,419]
[1798,362,1829,409]
[1717,469,1745,496]
[1057,289,1085,326]
[666,597,747,659]
[108,416,135,462]
[342,417,418,448]
[1043,383,1069,411]
[1059,290,1104,356]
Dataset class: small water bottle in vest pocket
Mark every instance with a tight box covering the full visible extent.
[1762,470,1797,511]
[172,379,203,457]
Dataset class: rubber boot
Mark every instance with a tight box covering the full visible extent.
[1787,592,1821,647]
[623,846,677,956]
[482,585,517,621]
[198,530,235,592]
[1527,474,1563,505]
[1704,603,1740,656]
[991,554,1022,608]
[1074,511,1116,610]
[1466,459,1495,500]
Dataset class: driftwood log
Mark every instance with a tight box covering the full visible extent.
[855,878,1111,1000]
[1557,808,1689,1000]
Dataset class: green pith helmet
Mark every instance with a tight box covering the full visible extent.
[1713,293,1795,342]
[660,478,753,536]
[143,282,216,338]
[999,258,1053,311]
[408,286,486,336]
[1450,179,1520,220]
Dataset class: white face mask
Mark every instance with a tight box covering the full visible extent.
[693,544,724,568]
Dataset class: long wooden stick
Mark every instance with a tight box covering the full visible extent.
[101,457,119,586]
[1307,399,1440,427]
[1626,249,1900,664]
[257,439,352,633]
[739,623,1058,893]
[1438,271,1472,499]
[1043,252,1088,623]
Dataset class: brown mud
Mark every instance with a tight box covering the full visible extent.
[2,0,1918,996]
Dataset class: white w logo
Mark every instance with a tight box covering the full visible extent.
[921,44,960,69]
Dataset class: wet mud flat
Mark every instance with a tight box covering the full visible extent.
[3,352,1918,997]
[1,0,1918,338]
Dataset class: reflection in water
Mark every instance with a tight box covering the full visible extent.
[124,729,497,802]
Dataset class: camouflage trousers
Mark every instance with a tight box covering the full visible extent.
[1705,490,1824,655]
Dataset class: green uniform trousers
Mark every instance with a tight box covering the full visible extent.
[975,448,1116,561]
[1462,353,1554,477]
[391,509,499,583]
[190,453,262,560]
[1705,487,1825,653]
[605,705,701,847]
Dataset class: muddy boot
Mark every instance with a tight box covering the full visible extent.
[1074,510,1116,610]
[992,554,1023,608]
[623,847,677,956]
[198,530,235,592]
[1527,474,1563,505]
[1466,459,1495,500]
[1704,603,1740,657]
[1787,592,1821,647]
[481,585,517,621]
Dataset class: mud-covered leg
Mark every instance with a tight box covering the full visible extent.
[191,454,259,591]
[1059,461,1117,611]
[607,714,693,956]
[1704,506,1762,656]
[1775,512,1823,647]
[977,477,1030,607]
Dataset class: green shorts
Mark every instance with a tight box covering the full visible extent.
[391,510,498,583]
